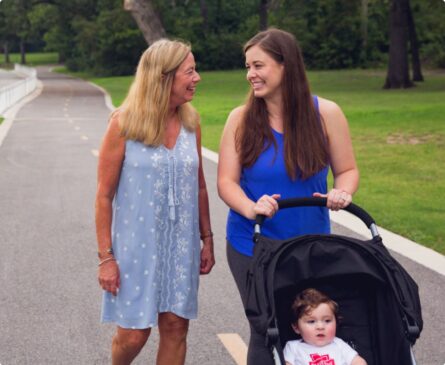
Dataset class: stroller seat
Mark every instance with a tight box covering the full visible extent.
[245,197,422,365]
[275,274,379,364]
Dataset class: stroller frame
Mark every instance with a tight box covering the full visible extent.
[246,197,422,365]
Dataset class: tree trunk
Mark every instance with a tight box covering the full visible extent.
[360,0,368,62]
[407,1,423,81]
[259,0,268,31]
[384,0,413,89]
[200,0,208,32]
[20,39,26,65]
[3,42,10,64]
[123,0,167,45]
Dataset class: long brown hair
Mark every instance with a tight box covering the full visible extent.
[236,28,328,180]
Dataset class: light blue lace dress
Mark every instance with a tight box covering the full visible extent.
[101,126,200,329]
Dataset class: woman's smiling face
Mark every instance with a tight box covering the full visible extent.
[170,52,201,108]
[245,44,284,101]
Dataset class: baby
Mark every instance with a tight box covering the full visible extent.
[284,288,367,365]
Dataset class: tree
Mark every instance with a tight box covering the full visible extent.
[0,0,14,64]
[384,0,413,89]
[360,0,368,63]
[14,0,33,64]
[407,0,423,81]
[199,0,208,31]
[123,0,166,45]
[259,0,268,30]
[0,0,31,64]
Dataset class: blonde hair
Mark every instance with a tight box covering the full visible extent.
[118,39,199,146]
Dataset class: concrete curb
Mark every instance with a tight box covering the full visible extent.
[330,210,445,276]
[88,81,115,112]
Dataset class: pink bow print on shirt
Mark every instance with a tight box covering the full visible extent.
[309,353,335,365]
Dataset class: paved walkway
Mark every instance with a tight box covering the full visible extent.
[0,66,444,365]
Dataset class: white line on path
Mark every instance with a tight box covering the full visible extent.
[201,147,445,276]
[217,333,247,365]
[91,149,99,157]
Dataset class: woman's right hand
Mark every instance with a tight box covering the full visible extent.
[98,260,120,296]
[252,194,281,219]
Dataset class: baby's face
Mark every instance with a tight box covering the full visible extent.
[294,303,337,347]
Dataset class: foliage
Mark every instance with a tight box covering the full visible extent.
[54,0,146,75]
[412,0,445,68]
[153,0,257,70]
[0,0,16,61]
[93,7,146,76]
[0,0,444,73]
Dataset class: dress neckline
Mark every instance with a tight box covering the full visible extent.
[162,125,183,151]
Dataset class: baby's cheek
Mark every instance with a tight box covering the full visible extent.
[326,325,336,340]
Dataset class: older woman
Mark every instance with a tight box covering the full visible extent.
[95,39,214,365]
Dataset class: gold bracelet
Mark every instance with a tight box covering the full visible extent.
[98,257,116,267]
[200,230,213,240]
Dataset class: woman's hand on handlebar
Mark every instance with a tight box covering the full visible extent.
[252,194,281,218]
[313,189,351,211]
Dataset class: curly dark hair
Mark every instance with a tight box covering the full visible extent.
[290,288,339,325]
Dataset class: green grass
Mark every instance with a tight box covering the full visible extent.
[0,52,59,68]
[0,116,4,125]
[66,68,445,255]
[308,69,445,254]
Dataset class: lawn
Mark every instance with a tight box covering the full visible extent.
[85,68,444,255]
[0,52,59,68]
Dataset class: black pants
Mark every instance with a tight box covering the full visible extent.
[226,241,274,365]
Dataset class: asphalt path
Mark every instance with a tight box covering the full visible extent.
[0,67,443,365]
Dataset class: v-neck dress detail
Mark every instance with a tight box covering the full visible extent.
[101,126,200,329]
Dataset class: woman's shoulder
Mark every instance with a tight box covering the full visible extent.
[105,108,125,141]
[316,96,342,114]
[224,105,246,129]
[228,105,247,120]
[109,107,126,126]
[316,97,347,128]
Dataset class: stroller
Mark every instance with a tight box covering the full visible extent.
[245,197,422,365]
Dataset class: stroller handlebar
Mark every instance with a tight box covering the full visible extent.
[255,197,380,238]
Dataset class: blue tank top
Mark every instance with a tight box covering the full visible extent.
[226,96,330,256]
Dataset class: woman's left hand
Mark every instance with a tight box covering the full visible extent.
[200,239,215,275]
[313,189,352,211]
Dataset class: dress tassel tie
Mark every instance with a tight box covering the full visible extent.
[167,153,179,220]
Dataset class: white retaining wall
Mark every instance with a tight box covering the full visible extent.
[0,64,38,115]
